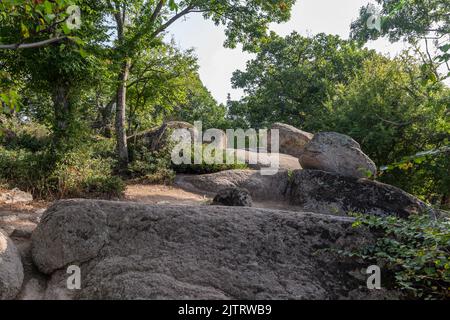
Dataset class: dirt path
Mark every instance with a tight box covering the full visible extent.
[125,184,211,206]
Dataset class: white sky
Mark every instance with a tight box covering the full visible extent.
[166,0,412,104]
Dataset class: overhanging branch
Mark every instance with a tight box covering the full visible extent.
[0,36,67,50]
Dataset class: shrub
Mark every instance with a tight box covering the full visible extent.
[173,146,248,174]
[128,142,176,185]
[0,116,50,152]
[91,136,116,159]
[49,146,124,199]
[347,213,450,300]
[82,175,125,199]
[0,146,54,197]
[0,143,125,199]
[141,168,176,185]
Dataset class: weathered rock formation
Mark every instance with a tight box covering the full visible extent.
[30,199,401,300]
[177,169,429,218]
[299,132,377,179]
[268,123,314,158]
[0,231,24,300]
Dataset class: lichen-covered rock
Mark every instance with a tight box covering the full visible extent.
[268,123,314,158]
[0,231,24,300]
[176,170,289,201]
[177,169,430,218]
[299,132,377,179]
[212,187,253,207]
[31,199,402,300]
[31,200,108,274]
[286,170,429,218]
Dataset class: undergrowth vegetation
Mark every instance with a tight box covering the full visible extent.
[346,213,450,300]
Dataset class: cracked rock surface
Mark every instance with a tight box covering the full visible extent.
[31,199,401,300]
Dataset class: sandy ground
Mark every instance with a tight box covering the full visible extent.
[125,184,211,206]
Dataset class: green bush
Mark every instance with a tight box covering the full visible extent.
[0,143,125,199]
[49,147,124,199]
[347,213,450,300]
[0,146,54,197]
[141,168,176,185]
[0,116,50,152]
[128,143,176,184]
[173,147,248,174]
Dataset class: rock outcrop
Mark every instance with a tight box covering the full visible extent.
[31,199,401,300]
[0,231,24,300]
[286,170,428,218]
[212,187,253,207]
[177,169,430,218]
[299,132,377,179]
[268,123,314,158]
[128,121,196,152]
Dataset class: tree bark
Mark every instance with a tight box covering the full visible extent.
[443,193,450,209]
[115,59,131,168]
[53,83,72,145]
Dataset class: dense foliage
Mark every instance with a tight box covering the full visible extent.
[348,213,450,300]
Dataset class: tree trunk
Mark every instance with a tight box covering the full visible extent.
[97,100,114,138]
[53,83,72,146]
[443,193,450,209]
[115,59,131,168]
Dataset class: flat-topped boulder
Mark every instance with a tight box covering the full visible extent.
[177,169,430,218]
[31,199,401,300]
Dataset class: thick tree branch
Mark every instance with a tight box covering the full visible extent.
[150,6,195,39]
[0,36,67,50]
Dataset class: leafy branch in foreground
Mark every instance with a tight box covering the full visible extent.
[347,213,450,300]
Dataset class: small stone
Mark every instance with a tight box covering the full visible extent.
[212,187,253,207]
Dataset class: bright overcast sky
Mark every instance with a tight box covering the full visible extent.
[166,0,410,104]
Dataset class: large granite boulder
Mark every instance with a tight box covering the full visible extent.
[0,231,24,300]
[176,169,430,218]
[268,123,314,158]
[299,132,377,179]
[31,199,401,300]
[128,121,196,152]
